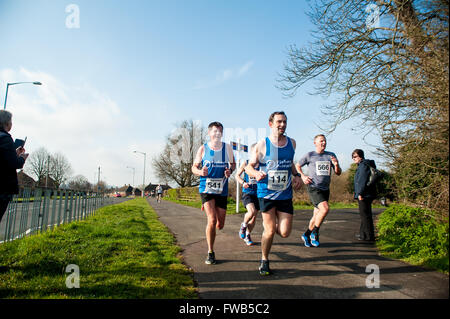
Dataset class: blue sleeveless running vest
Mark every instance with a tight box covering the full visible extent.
[257,137,295,200]
[242,160,257,196]
[198,142,229,196]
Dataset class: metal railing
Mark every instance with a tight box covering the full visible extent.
[0,187,117,243]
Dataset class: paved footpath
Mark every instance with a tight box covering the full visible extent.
[147,198,448,299]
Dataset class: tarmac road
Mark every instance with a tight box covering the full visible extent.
[148,197,449,299]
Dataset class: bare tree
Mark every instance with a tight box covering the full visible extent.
[279,0,448,215]
[50,152,73,188]
[25,147,51,185]
[152,119,206,187]
[68,174,92,191]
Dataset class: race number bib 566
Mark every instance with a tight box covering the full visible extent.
[267,170,289,191]
[315,161,331,176]
[205,178,224,194]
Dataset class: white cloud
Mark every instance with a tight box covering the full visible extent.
[193,60,254,90]
[1,67,138,187]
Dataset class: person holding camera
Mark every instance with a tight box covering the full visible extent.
[0,110,29,222]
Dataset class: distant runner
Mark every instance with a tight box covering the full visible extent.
[156,184,163,203]
[192,121,235,265]
[296,134,341,247]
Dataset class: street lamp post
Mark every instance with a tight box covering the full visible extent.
[4,81,42,109]
[133,151,146,197]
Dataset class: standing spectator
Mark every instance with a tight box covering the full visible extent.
[352,149,377,242]
[0,110,29,222]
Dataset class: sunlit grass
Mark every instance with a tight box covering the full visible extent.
[0,198,197,299]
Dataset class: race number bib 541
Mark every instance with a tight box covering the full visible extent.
[205,178,224,194]
[267,170,289,191]
[315,161,331,176]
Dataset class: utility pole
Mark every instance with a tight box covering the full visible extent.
[98,166,101,192]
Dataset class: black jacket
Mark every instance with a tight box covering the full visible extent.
[0,129,25,194]
[354,159,377,199]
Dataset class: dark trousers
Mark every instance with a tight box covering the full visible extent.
[358,198,375,240]
[0,195,12,223]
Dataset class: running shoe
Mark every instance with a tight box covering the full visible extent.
[244,234,254,246]
[301,233,312,247]
[239,223,247,239]
[310,231,320,247]
[205,252,216,265]
[259,260,272,276]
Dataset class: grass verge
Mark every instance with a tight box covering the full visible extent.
[376,204,449,274]
[0,198,197,299]
[164,197,383,213]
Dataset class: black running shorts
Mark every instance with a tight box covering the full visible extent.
[200,193,228,210]
[306,185,330,208]
[242,193,260,211]
[258,198,294,215]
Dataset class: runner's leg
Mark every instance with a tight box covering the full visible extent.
[261,207,277,261]
[276,211,293,238]
[244,203,258,232]
[204,199,218,252]
[313,201,329,227]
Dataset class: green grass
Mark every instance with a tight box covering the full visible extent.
[165,197,384,213]
[0,198,197,299]
[376,204,449,274]
[164,198,247,214]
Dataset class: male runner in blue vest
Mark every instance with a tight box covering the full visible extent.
[235,144,259,246]
[296,134,341,247]
[246,112,302,275]
[192,122,235,265]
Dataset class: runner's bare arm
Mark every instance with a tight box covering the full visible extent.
[295,161,312,185]
[235,161,247,185]
[290,138,302,189]
[192,145,207,176]
[245,139,266,181]
[331,155,342,176]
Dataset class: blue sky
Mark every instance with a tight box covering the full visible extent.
[1,0,383,188]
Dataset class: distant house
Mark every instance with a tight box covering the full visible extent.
[17,170,36,188]
[134,188,142,197]
[125,185,133,196]
[145,183,171,193]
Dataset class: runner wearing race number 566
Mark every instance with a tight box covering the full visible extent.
[192,121,235,265]
[295,134,341,248]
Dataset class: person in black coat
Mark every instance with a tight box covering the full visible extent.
[352,149,376,242]
[0,110,29,222]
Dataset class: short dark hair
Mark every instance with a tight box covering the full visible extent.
[208,121,223,132]
[269,111,287,123]
[352,149,365,159]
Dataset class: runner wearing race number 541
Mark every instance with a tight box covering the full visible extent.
[192,121,235,265]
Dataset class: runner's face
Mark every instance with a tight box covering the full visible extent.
[314,136,327,152]
[208,126,222,142]
[269,114,287,136]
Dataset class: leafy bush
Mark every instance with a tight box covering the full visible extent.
[377,205,449,273]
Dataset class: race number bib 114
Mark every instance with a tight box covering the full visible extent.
[205,178,224,194]
[315,161,331,176]
[267,170,289,191]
